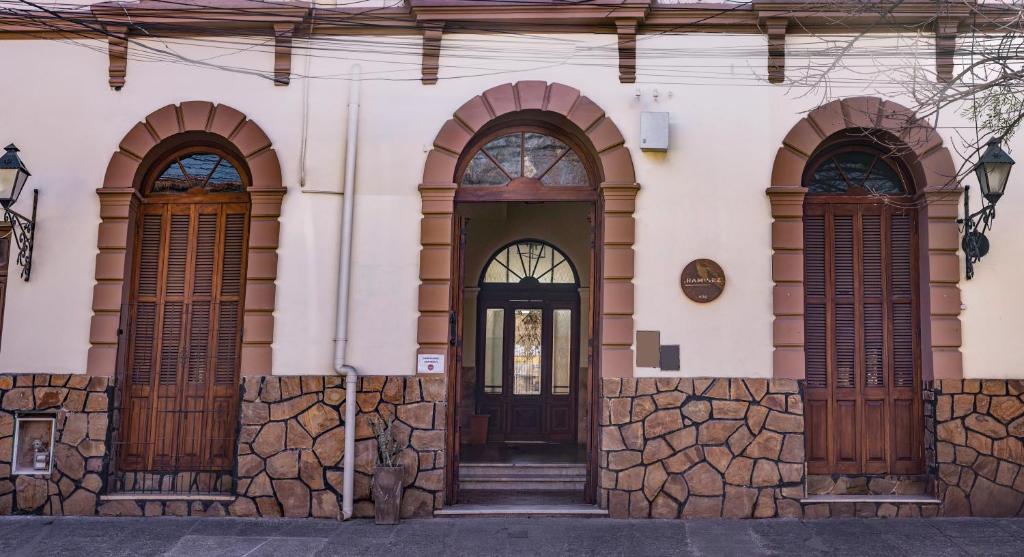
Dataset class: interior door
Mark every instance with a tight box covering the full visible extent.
[477,292,578,443]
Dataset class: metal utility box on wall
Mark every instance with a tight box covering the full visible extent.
[640,112,669,152]
[12,413,56,475]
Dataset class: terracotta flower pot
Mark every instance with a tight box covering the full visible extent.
[371,465,405,525]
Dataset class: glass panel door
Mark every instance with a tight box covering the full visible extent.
[513,309,543,395]
[483,308,504,394]
[552,308,572,395]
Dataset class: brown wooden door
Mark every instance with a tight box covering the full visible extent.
[120,199,248,472]
[477,289,579,443]
[804,200,922,475]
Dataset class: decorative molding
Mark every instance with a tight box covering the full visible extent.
[616,19,638,84]
[421,24,443,85]
[273,23,296,86]
[764,17,787,85]
[767,97,963,380]
[91,101,285,377]
[935,16,961,83]
[106,25,128,90]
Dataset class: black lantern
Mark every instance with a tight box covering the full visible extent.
[974,138,1015,204]
[0,144,30,208]
[0,143,38,281]
[960,138,1016,280]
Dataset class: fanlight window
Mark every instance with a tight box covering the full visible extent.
[482,241,576,285]
[153,152,244,193]
[462,132,589,187]
[807,148,906,195]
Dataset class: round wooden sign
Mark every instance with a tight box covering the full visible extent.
[680,259,726,303]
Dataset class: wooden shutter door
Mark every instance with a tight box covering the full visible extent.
[804,201,921,475]
[121,200,248,472]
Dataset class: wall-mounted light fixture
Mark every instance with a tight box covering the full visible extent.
[0,144,37,281]
[959,138,1015,280]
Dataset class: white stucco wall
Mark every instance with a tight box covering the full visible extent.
[0,29,1021,378]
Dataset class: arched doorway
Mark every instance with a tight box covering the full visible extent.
[117,141,251,489]
[802,132,923,475]
[475,239,581,443]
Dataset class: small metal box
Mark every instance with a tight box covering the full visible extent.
[640,112,669,152]
[12,414,56,475]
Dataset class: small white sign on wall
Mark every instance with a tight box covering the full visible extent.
[417,354,445,374]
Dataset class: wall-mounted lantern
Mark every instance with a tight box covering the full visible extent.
[0,144,38,281]
[960,138,1015,280]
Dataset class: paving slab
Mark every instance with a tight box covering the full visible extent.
[0,516,1023,557]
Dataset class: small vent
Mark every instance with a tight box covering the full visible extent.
[166,214,190,297]
[159,302,184,384]
[893,303,915,387]
[805,303,828,388]
[131,302,156,384]
[193,214,218,297]
[804,215,826,298]
[891,214,913,298]
[220,213,245,297]
[833,215,854,297]
[187,302,211,383]
[864,303,885,387]
[138,214,162,297]
[862,215,882,298]
[215,301,240,384]
[835,304,855,388]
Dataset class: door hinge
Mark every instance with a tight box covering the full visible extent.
[449,311,457,346]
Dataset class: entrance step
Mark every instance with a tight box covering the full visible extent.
[437,490,605,518]
[459,463,586,491]
[435,504,607,518]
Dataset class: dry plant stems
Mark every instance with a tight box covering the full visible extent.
[372,414,403,468]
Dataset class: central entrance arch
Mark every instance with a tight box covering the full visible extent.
[417,82,639,507]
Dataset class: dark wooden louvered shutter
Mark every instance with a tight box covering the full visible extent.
[804,202,921,475]
[121,201,249,472]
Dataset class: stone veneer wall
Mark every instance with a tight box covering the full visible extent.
[599,378,806,518]
[0,374,111,515]
[933,379,1024,517]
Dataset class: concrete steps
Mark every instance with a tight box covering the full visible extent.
[459,463,586,492]
[436,488,606,518]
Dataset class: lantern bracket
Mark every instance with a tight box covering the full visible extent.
[2,189,37,281]
[958,185,996,281]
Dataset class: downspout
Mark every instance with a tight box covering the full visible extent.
[334,64,361,520]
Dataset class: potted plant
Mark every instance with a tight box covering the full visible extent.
[371,414,405,525]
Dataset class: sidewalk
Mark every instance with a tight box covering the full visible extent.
[2,515,1024,556]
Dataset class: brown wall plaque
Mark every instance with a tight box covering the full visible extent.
[680,259,726,303]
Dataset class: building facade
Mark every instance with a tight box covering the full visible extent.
[1,0,1023,519]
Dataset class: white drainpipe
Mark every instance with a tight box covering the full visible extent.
[334,64,361,520]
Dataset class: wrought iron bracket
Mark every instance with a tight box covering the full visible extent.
[957,185,995,280]
[2,189,37,281]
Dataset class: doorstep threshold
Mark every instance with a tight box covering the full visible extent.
[435,503,608,518]
[100,493,236,502]
[801,494,940,504]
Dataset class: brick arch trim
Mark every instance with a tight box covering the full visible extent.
[418,81,640,377]
[88,101,285,377]
[767,96,963,381]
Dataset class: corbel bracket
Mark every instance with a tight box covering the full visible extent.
[106,25,128,90]
[616,19,639,84]
[273,23,297,86]
[421,24,444,85]
[935,17,960,84]
[765,17,788,84]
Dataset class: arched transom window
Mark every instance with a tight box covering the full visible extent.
[482,240,577,285]
[462,131,589,187]
[151,149,245,194]
[805,146,907,196]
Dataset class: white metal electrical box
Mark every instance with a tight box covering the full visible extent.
[640,112,670,152]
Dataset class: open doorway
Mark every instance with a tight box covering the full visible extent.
[452,201,596,508]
